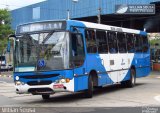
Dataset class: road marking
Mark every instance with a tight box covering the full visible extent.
[154,95,160,103]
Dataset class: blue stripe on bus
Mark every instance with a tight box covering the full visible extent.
[140,31,147,36]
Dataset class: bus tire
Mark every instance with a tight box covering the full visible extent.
[42,94,50,100]
[121,68,136,88]
[127,68,136,88]
[85,75,93,98]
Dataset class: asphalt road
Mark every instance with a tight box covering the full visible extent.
[0,71,160,113]
[0,77,13,83]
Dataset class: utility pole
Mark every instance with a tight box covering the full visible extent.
[67,0,78,20]
[97,0,101,24]
[67,9,70,20]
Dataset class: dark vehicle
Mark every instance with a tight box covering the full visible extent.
[0,56,7,71]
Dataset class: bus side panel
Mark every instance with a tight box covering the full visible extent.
[74,76,88,92]
[97,54,113,85]
[98,73,112,86]
[138,50,150,77]
[136,67,150,78]
[131,52,150,78]
[86,54,112,86]
[122,69,131,81]
[133,51,150,78]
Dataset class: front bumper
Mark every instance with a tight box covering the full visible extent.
[15,79,74,95]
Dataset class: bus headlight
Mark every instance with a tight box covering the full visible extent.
[15,76,19,81]
[59,79,66,83]
[58,79,70,83]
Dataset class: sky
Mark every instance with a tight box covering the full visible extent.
[0,0,46,10]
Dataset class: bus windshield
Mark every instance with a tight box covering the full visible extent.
[15,31,70,72]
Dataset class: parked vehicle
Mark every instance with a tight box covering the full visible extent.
[0,55,7,71]
[7,64,13,71]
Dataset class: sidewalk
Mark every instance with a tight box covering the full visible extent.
[150,71,160,76]
[147,71,160,79]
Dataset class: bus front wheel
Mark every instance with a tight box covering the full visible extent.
[85,75,93,98]
[42,94,50,100]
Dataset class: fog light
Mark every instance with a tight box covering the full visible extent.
[15,81,25,85]
[15,81,21,85]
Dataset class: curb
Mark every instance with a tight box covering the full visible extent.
[0,74,12,78]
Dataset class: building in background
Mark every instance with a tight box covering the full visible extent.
[11,0,160,32]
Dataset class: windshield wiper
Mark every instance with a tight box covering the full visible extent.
[41,31,54,44]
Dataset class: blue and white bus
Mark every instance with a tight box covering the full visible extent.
[11,20,150,99]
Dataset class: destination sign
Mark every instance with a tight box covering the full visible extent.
[16,21,66,34]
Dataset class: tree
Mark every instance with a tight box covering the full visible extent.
[150,39,160,47]
[0,9,13,55]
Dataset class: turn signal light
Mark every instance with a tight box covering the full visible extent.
[66,79,70,83]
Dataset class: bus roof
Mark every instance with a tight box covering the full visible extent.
[16,20,147,36]
[67,20,147,36]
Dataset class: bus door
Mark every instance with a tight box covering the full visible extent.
[70,31,87,91]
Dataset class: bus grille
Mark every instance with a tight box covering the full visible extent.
[27,80,52,86]
[28,88,53,94]
[20,74,59,79]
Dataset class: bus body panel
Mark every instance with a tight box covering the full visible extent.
[86,54,112,86]
[74,75,88,92]
[14,70,75,93]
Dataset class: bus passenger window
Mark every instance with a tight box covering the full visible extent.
[85,30,97,53]
[142,35,149,52]
[126,34,135,53]
[117,33,127,53]
[108,32,118,53]
[135,35,143,52]
[96,30,108,53]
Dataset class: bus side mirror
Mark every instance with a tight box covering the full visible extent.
[7,34,16,52]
